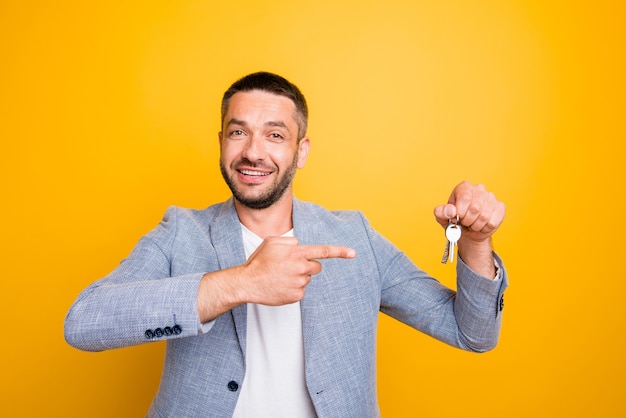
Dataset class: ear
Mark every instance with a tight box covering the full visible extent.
[296,137,310,169]
[218,131,223,149]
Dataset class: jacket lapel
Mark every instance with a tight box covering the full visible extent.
[293,198,327,358]
[208,198,248,354]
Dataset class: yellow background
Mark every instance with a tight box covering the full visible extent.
[2,1,624,416]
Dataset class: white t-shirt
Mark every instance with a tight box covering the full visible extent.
[231,225,317,418]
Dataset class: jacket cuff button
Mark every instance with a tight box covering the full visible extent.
[144,329,154,339]
[227,381,239,392]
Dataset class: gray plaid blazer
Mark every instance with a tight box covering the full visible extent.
[65,197,507,417]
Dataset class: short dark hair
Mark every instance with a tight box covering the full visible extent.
[221,72,308,140]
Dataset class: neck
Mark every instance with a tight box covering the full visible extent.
[234,193,294,239]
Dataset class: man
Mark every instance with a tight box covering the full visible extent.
[65,71,507,417]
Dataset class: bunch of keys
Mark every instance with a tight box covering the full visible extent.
[441,215,462,264]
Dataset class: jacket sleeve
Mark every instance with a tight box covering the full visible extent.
[364,213,508,353]
[64,207,211,352]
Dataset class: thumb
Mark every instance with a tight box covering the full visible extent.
[434,204,457,223]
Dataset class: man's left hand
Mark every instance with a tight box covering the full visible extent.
[434,181,506,244]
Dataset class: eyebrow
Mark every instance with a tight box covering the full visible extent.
[226,118,289,130]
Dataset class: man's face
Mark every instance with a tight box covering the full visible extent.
[219,90,309,210]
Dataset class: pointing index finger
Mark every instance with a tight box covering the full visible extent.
[302,245,356,260]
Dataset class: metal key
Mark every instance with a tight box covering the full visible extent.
[442,218,462,264]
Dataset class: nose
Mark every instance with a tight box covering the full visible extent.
[241,135,266,161]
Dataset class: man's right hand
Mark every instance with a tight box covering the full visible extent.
[197,237,355,323]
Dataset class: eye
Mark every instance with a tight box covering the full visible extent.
[268,132,285,142]
[228,129,246,139]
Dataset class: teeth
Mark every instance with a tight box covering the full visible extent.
[240,169,270,176]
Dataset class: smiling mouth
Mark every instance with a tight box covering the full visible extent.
[238,169,271,177]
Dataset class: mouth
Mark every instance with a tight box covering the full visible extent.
[234,164,275,184]
[237,169,272,177]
